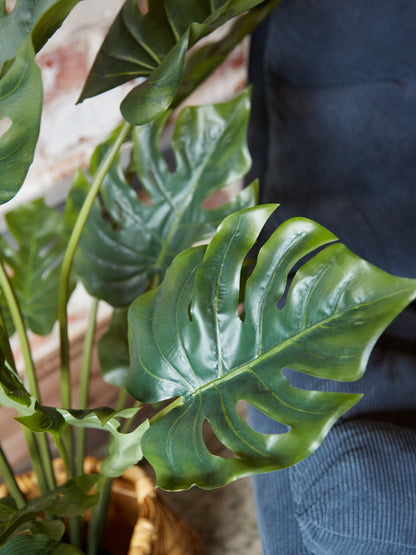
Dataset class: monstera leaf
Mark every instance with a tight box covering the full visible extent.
[0,0,82,67]
[0,199,75,336]
[0,535,82,554]
[127,206,416,490]
[0,37,42,205]
[78,0,271,124]
[0,0,82,205]
[0,475,102,550]
[31,0,83,52]
[0,362,148,477]
[69,90,257,306]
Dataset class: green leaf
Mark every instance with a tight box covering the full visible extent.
[0,0,82,67]
[70,90,257,306]
[127,206,416,490]
[120,28,189,125]
[0,362,147,476]
[0,475,100,547]
[174,0,283,107]
[0,37,42,205]
[0,199,75,335]
[0,1,82,205]
[78,0,269,124]
[60,408,149,477]
[0,1,35,70]
[0,363,33,411]
[98,308,130,388]
[0,535,82,554]
[31,0,84,52]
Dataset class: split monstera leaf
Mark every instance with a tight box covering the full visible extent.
[127,205,416,490]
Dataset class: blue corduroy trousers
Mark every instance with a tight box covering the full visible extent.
[247,2,416,553]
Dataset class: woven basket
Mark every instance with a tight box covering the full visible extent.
[0,457,198,555]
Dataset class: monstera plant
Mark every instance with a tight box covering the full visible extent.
[0,0,415,553]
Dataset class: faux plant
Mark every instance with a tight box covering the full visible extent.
[0,1,415,553]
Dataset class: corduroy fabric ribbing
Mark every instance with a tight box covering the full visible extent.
[247,0,416,553]
[290,419,416,554]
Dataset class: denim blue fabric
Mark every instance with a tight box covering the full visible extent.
[247,1,416,553]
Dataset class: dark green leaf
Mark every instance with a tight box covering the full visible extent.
[70,90,257,306]
[0,37,42,205]
[0,475,99,547]
[0,199,75,335]
[174,0,283,107]
[120,28,189,125]
[31,0,83,52]
[0,1,81,204]
[0,364,33,410]
[0,0,82,67]
[98,308,130,388]
[78,0,270,124]
[127,206,416,490]
[0,534,82,554]
[0,1,35,70]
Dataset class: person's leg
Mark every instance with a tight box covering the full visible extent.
[247,1,416,552]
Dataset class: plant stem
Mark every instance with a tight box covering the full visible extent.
[76,298,99,476]
[0,262,56,491]
[149,396,184,426]
[58,121,131,412]
[87,477,113,555]
[0,305,17,374]
[0,446,26,509]
[0,262,39,400]
[57,122,131,477]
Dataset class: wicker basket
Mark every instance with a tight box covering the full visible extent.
[0,457,198,555]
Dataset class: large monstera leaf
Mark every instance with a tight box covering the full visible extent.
[0,0,82,205]
[70,90,257,307]
[0,199,75,336]
[78,0,272,124]
[127,206,416,490]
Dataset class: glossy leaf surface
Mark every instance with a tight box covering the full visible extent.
[127,206,416,490]
[78,0,269,124]
[0,1,82,204]
[0,0,82,66]
[70,91,257,306]
[0,37,42,205]
[0,535,81,554]
[0,199,75,336]
[0,363,147,477]
[174,0,283,107]
[31,0,83,52]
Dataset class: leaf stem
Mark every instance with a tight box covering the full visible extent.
[87,476,113,555]
[57,121,131,476]
[0,262,39,399]
[149,396,184,426]
[0,445,26,509]
[22,428,49,494]
[76,298,99,475]
[0,261,56,491]
[58,121,131,412]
